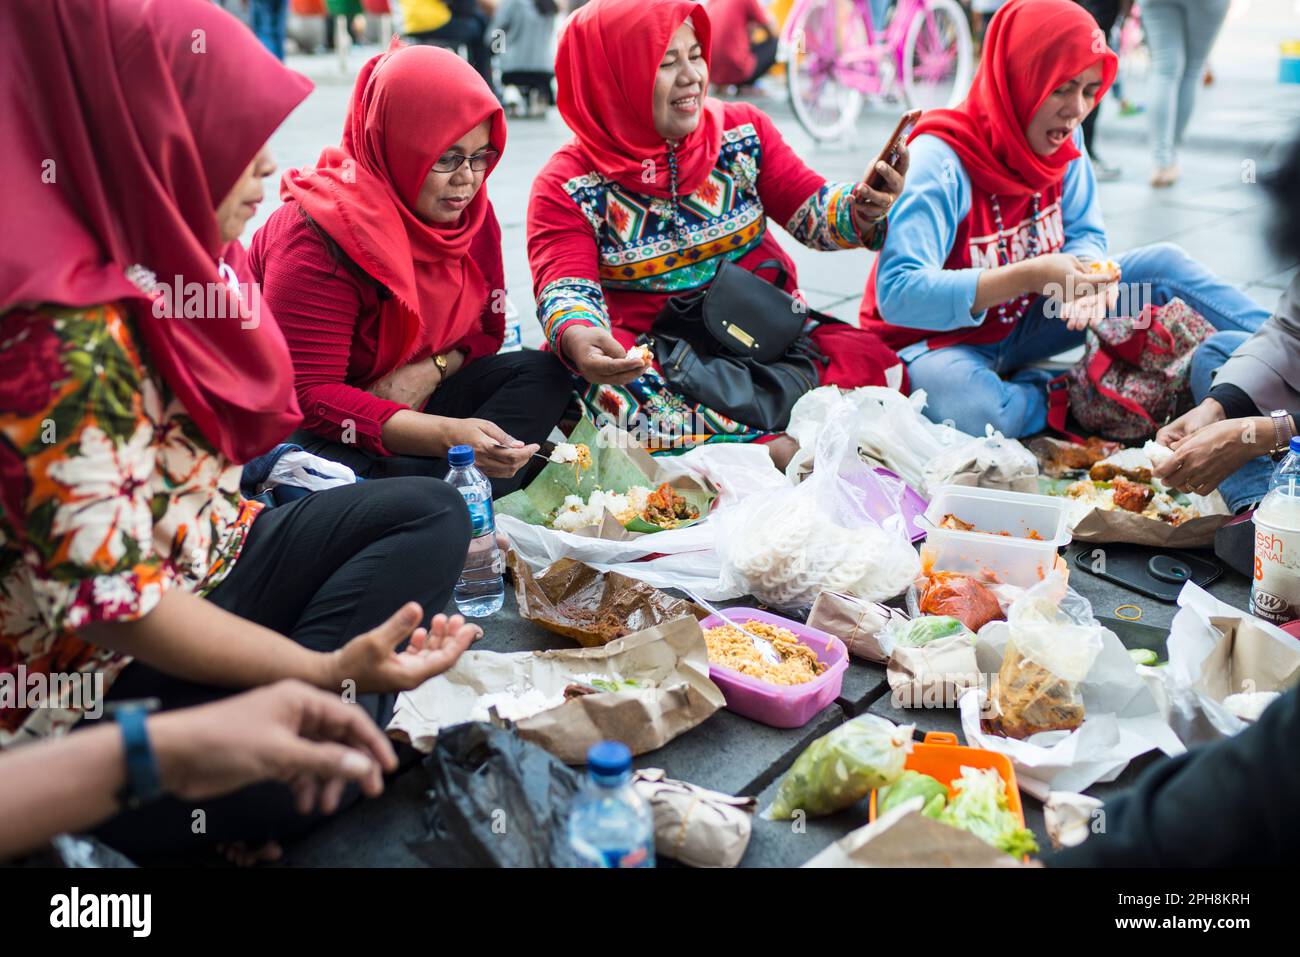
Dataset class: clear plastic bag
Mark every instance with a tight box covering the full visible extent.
[986,576,1104,739]
[765,714,914,819]
[718,402,921,613]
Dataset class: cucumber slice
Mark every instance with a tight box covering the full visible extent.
[1128,648,1159,666]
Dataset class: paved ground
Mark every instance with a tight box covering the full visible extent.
[236,7,1292,866]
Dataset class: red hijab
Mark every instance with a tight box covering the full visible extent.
[912,0,1118,197]
[556,0,725,199]
[282,42,506,381]
[0,0,311,464]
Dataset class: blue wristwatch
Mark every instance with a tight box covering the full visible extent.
[112,699,163,811]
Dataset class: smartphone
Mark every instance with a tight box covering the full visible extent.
[864,108,922,191]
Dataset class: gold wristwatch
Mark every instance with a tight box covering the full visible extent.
[1269,409,1295,459]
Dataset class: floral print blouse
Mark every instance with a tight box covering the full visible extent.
[0,303,261,745]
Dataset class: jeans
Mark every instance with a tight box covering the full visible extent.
[903,241,1270,438]
[1144,0,1230,168]
[84,478,472,859]
[1189,330,1275,512]
[293,350,574,499]
[250,0,289,61]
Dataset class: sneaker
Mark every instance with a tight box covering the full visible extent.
[1091,158,1122,182]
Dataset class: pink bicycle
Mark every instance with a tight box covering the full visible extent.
[780,0,973,141]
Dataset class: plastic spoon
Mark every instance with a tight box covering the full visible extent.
[686,590,781,665]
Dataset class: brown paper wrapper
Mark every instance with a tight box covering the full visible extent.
[632,769,756,868]
[885,634,981,709]
[388,615,726,764]
[509,552,706,648]
[1193,615,1300,702]
[807,591,908,663]
[803,805,1025,868]
[1069,506,1230,548]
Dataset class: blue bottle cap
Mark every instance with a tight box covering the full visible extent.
[587,740,631,777]
[1291,436,1300,455]
[448,444,474,468]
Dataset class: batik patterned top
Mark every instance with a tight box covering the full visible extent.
[0,303,261,745]
[526,101,888,448]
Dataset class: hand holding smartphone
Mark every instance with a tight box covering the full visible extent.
[864,108,921,191]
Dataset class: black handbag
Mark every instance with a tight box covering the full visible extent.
[643,258,835,432]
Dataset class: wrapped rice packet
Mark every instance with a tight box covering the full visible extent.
[631,769,756,868]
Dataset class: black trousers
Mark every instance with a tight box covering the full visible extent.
[501,70,556,105]
[1075,0,1122,158]
[293,350,574,499]
[84,477,471,859]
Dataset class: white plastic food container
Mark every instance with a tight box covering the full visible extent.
[921,486,1071,588]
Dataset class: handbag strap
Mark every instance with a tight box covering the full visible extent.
[1086,349,1156,426]
[748,258,789,292]
[1046,373,1086,443]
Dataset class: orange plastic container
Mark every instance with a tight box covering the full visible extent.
[868,731,1025,829]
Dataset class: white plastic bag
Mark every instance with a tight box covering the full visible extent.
[785,386,968,490]
[718,400,921,612]
[959,574,1184,797]
[263,448,357,493]
[921,425,1039,497]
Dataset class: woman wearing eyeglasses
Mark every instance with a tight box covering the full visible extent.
[251,43,572,497]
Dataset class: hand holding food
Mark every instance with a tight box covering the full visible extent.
[1153,416,1273,496]
[561,325,650,385]
[1155,397,1226,449]
[436,417,538,477]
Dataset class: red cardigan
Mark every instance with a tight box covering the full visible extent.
[249,200,505,456]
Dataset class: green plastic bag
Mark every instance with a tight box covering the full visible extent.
[765,715,913,820]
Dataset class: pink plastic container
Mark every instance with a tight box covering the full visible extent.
[699,607,848,729]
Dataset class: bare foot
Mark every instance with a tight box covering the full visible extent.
[765,434,800,472]
[216,840,283,867]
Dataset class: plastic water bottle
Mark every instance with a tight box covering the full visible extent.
[1251,438,1300,624]
[447,445,505,617]
[567,741,655,868]
[1267,436,1300,493]
[499,297,523,353]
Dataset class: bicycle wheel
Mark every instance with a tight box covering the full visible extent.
[900,0,971,111]
[786,0,868,141]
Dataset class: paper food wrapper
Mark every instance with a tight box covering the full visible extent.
[803,802,1024,868]
[509,552,706,648]
[1067,500,1230,548]
[632,769,755,868]
[921,428,1039,498]
[885,633,981,709]
[496,416,716,541]
[1146,581,1300,745]
[388,615,725,764]
[807,591,909,663]
[958,588,1184,798]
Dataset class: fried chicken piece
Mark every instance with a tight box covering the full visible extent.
[1111,477,1154,513]
[939,513,976,532]
[1089,462,1154,483]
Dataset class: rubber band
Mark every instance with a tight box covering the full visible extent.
[1115,604,1143,621]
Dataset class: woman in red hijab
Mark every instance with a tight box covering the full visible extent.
[0,0,479,858]
[858,0,1267,439]
[526,0,908,466]
[251,42,572,498]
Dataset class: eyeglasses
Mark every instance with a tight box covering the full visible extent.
[432,149,499,174]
